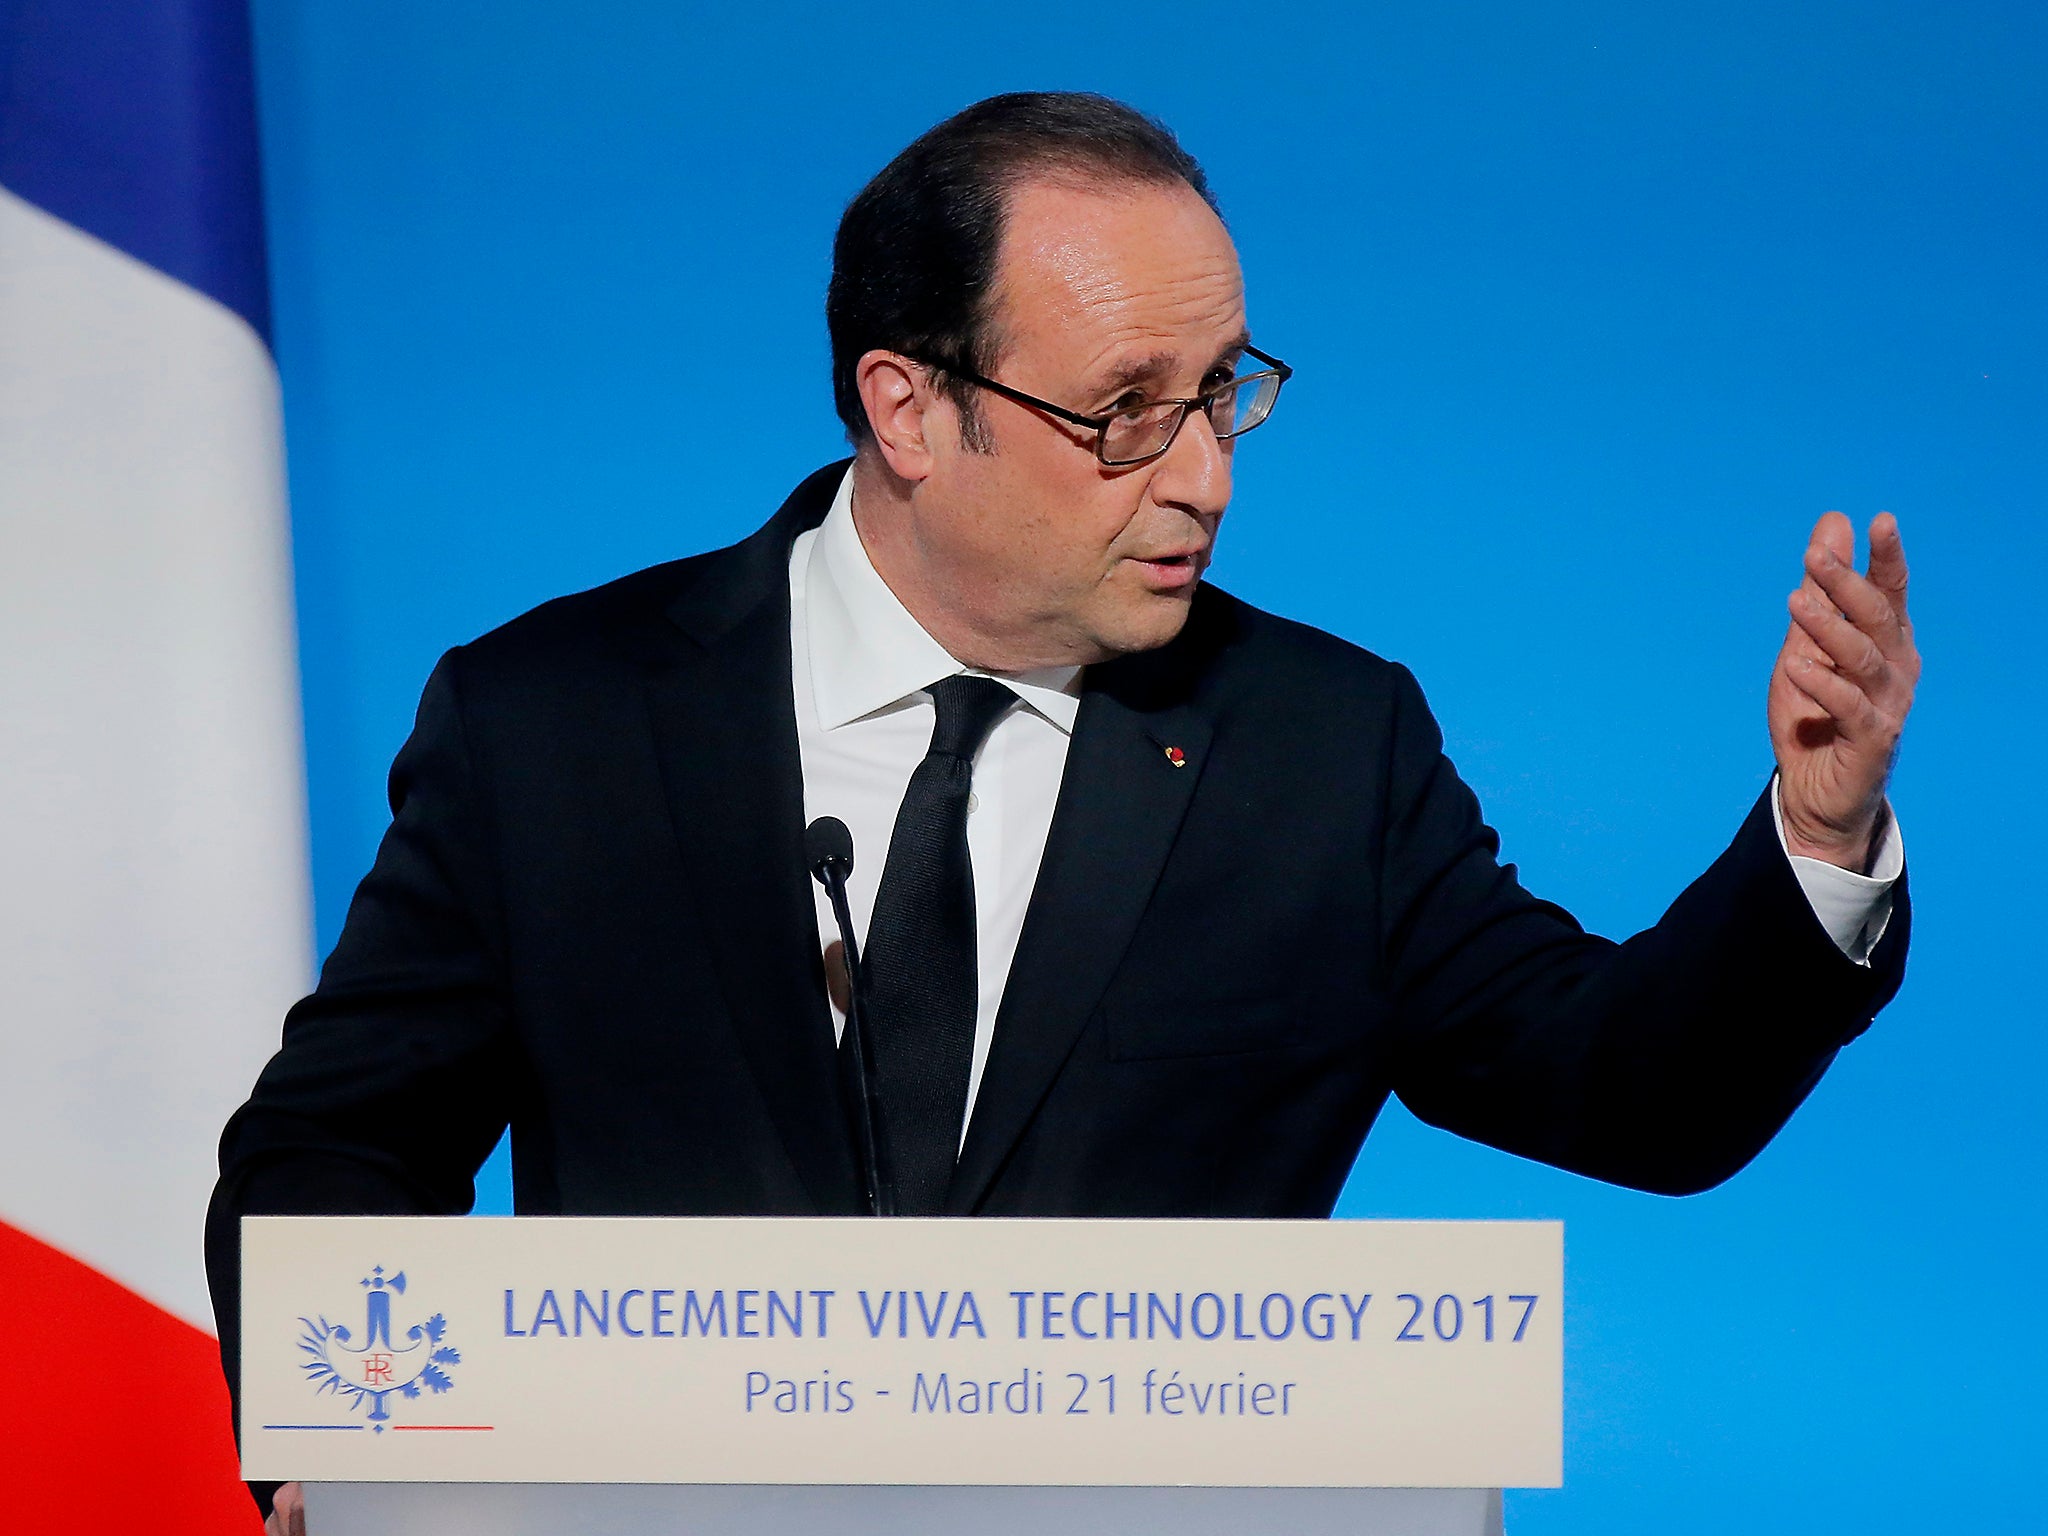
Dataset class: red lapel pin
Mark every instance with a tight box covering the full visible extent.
[1163,745,1187,768]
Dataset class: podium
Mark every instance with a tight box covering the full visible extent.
[246,1216,1556,1534]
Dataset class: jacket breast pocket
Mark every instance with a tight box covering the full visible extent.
[1104,991,1317,1063]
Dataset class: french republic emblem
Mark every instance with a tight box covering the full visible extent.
[297,1265,460,1429]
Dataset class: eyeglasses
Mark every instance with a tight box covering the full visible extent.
[913,344,1292,467]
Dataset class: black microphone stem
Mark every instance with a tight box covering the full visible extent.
[806,816,892,1216]
[822,867,891,1217]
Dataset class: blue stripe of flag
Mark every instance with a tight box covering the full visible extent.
[0,0,272,343]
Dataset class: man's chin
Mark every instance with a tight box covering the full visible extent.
[1089,589,1197,661]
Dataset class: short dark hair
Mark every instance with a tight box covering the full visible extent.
[826,91,1218,447]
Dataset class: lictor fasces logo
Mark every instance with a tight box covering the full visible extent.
[297,1265,461,1431]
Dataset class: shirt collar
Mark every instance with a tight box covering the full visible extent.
[805,468,1082,734]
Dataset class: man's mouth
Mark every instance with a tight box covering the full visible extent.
[1128,550,1206,589]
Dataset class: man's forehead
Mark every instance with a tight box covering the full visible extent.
[992,175,1245,376]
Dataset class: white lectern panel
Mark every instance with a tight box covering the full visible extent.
[246,1216,1559,1490]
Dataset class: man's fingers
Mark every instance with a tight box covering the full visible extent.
[272,1482,307,1536]
[1803,542,1908,662]
[1783,652,1884,737]
[1809,510,1855,566]
[1784,580,1833,659]
[1789,588,1891,691]
[1779,617,1833,677]
[1866,511,1911,618]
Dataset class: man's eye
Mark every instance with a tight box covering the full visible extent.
[1106,392,1148,415]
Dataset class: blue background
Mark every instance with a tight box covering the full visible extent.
[248,2,2044,1527]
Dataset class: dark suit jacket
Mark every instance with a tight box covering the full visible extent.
[208,458,1907,1452]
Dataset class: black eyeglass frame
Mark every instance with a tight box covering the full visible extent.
[911,344,1293,467]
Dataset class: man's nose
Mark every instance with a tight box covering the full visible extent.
[1148,405,1232,520]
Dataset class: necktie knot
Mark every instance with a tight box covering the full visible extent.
[926,675,1015,762]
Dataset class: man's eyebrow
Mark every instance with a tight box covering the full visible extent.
[1091,351,1180,396]
[1212,329,1254,369]
[1090,332,1255,397]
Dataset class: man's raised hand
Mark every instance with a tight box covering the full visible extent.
[1769,510,1919,870]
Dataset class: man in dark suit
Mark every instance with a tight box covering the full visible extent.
[213,93,1916,1530]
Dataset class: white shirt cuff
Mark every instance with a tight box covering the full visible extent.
[1770,777,1903,966]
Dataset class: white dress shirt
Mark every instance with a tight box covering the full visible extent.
[792,470,1080,1137]
[789,468,1902,1142]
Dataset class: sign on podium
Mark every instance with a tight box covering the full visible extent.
[242,1215,1560,1534]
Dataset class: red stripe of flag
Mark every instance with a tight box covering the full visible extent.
[0,1219,261,1531]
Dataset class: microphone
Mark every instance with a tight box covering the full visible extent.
[804,817,892,1216]
[803,815,854,886]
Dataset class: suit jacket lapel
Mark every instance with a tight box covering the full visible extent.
[642,462,861,1214]
[947,640,1214,1213]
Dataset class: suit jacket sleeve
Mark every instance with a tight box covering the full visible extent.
[1379,663,1908,1195]
[204,647,518,1496]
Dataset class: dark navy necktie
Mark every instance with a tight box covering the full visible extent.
[857,674,1016,1214]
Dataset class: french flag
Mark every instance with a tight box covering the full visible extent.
[2,1,309,1525]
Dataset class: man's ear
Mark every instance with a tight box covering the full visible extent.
[855,351,940,482]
